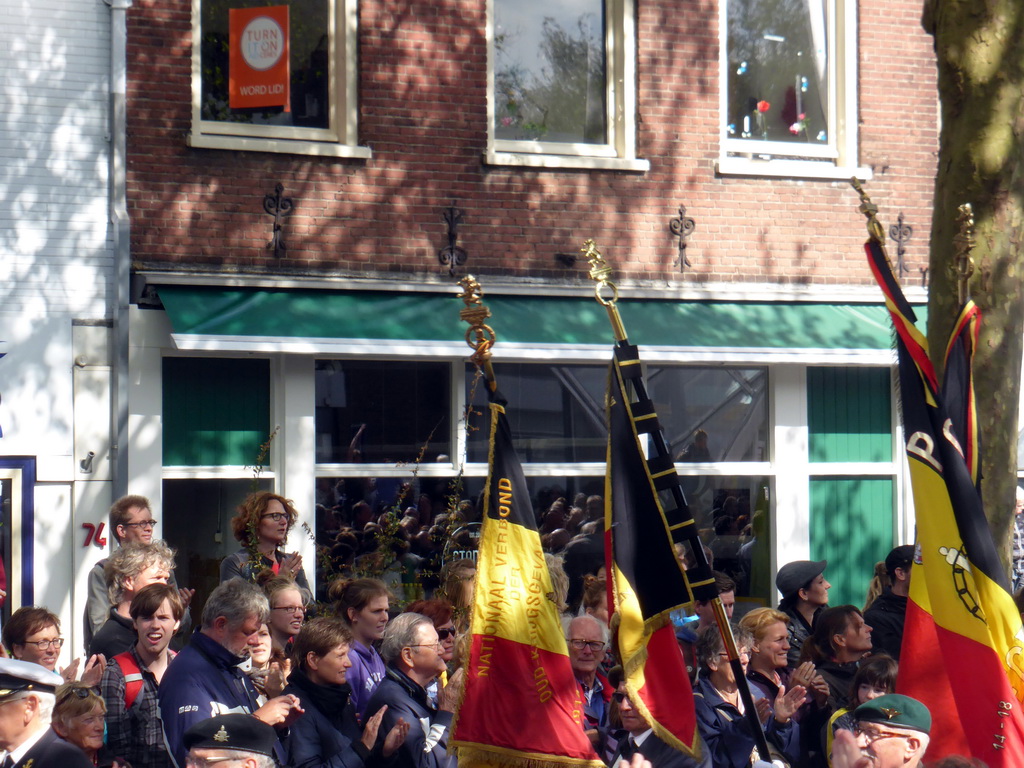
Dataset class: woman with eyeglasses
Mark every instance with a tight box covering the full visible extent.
[403,599,456,705]
[53,682,126,767]
[3,607,106,686]
[260,574,309,660]
[283,617,409,768]
[220,492,310,591]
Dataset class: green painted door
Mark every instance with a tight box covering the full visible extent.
[807,367,895,607]
[809,476,894,608]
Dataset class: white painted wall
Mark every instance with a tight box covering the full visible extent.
[1,0,113,319]
[0,0,115,661]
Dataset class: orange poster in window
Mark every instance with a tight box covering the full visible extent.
[229,5,290,110]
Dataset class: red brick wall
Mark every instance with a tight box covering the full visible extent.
[126,0,938,286]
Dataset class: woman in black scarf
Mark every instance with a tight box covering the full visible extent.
[284,617,409,768]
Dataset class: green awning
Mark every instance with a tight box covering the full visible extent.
[156,285,923,360]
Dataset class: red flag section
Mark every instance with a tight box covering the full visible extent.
[866,239,1024,765]
[452,387,603,768]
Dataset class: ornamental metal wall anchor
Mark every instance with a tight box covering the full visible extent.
[438,205,468,276]
[669,205,696,271]
[888,211,913,282]
[263,183,294,258]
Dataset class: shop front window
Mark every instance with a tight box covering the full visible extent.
[315,360,451,464]
[466,363,768,463]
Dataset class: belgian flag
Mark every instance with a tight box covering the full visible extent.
[451,386,604,768]
[866,239,1024,765]
[606,343,711,759]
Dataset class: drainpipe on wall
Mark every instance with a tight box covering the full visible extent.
[106,0,132,498]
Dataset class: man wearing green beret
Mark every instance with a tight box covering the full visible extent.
[830,693,931,768]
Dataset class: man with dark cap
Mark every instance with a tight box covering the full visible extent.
[830,693,930,768]
[776,559,829,668]
[183,714,277,768]
[864,545,914,659]
[0,658,93,768]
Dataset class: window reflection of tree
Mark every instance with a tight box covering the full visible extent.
[727,0,828,145]
[494,12,606,144]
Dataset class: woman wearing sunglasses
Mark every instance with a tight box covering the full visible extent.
[220,492,310,591]
[53,682,127,768]
[403,599,456,705]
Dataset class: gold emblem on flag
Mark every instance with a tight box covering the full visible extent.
[214,725,230,742]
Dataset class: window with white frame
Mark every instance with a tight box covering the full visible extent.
[487,0,649,171]
[718,0,866,178]
[189,0,367,158]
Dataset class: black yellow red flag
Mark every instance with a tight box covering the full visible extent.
[452,385,604,768]
[866,239,1024,765]
[606,343,713,758]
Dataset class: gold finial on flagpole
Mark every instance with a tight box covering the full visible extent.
[953,203,975,304]
[851,177,887,245]
[582,240,627,342]
[457,275,497,385]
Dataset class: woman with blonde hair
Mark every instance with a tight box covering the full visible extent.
[221,491,310,590]
[436,558,476,632]
[54,682,124,767]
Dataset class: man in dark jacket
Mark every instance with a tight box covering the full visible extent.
[364,613,463,768]
[609,679,712,768]
[864,544,913,659]
[157,580,303,768]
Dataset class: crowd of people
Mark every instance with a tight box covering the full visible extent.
[0,492,982,768]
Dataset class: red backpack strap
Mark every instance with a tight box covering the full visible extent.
[113,651,145,710]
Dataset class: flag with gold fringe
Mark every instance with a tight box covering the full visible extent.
[451,383,604,768]
[605,342,712,759]
[866,238,1024,765]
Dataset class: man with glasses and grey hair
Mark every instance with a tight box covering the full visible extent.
[0,658,93,768]
[566,615,611,739]
[84,495,194,648]
[364,612,464,768]
[158,580,303,768]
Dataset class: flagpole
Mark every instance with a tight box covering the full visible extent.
[582,240,774,764]
[453,274,607,768]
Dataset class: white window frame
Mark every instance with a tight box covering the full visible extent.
[188,0,369,159]
[484,0,649,172]
[716,0,871,180]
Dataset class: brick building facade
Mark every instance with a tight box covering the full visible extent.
[121,0,941,611]
[127,0,937,284]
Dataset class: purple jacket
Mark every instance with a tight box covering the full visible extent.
[347,640,386,720]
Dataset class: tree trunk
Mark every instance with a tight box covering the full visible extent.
[924,0,1024,569]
